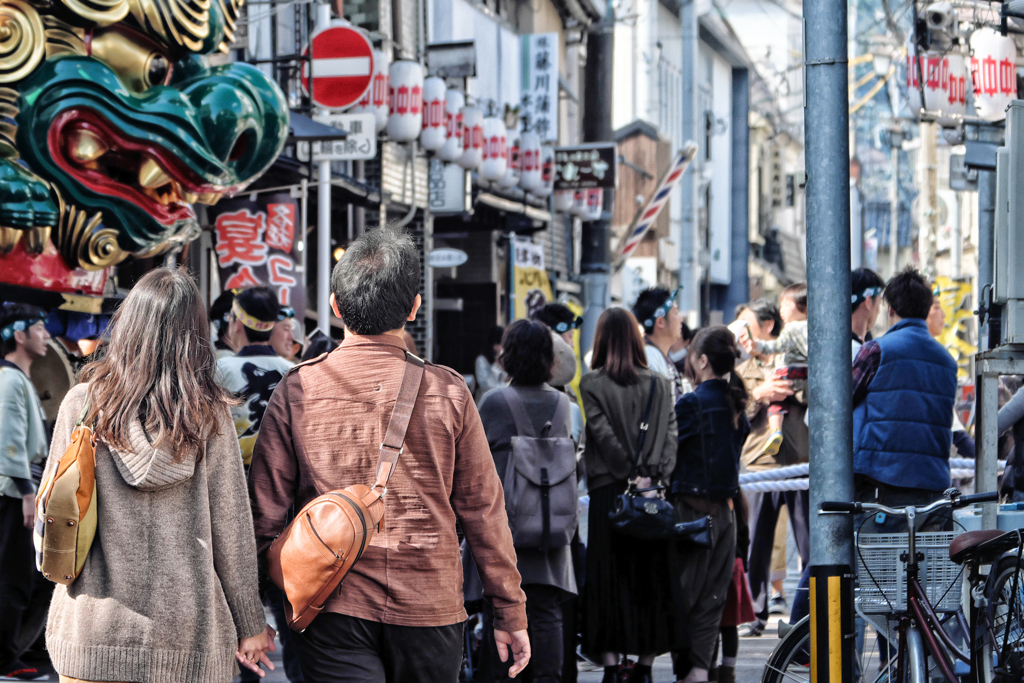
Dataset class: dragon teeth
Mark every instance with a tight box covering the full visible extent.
[139,157,172,189]
[69,129,108,163]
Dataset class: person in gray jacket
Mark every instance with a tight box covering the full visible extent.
[579,307,678,683]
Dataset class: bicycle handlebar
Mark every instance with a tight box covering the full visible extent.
[819,490,999,517]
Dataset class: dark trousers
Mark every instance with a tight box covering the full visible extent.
[241,584,303,682]
[0,496,52,670]
[745,489,810,622]
[481,584,564,683]
[294,612,464,683]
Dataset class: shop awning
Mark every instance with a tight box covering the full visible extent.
[475,192,552,223]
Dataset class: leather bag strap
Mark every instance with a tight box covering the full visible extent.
[630,376,658,479]
[373,352,426,492]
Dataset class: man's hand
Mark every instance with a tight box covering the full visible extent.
[22,494,34,528]
[494,629,531,678]
[752,376,794,404]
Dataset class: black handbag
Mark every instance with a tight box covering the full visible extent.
[607,377,712,547]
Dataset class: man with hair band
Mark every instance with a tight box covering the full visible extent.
[632,287,686,402]
[0,304,52,681]
[851,268,885,360]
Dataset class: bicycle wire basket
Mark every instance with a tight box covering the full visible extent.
[855,532,964,614]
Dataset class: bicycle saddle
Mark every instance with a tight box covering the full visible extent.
[949,529,1017,565]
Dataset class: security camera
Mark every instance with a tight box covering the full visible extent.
[925,2,955,32]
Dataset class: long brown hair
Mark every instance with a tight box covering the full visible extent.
[685,325,748,426]
[81,268,232,460]
[591,308,648,385]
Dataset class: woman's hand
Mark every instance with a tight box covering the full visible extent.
[636,477,658,499]
[236,625,276,677]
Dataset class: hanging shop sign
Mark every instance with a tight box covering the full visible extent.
[427,247,469,268]
[553,143,617,190]
[210,193,306,316]
[352,49,389,133]
[302,24,375,111]
[520,32,559,142]
[513,238,553,320]
[969,28,1018,122]
[298,113,376,161]
[427,159,468,213]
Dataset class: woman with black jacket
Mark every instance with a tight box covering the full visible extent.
[670,327,750,683]
[579,308,678,683]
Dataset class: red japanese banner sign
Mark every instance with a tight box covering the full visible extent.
[209,193,306,317]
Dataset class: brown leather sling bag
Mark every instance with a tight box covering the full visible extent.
[267,351,425,632]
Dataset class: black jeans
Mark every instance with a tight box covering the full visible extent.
[294,612,464,683]
[745,489,810,622]
[0,496,52,670]
[481,584,564,682]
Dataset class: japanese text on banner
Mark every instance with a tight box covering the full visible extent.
[521,33,559,142]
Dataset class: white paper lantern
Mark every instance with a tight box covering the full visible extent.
[518,132,542,192]
[572,189,602,220]
[420,77,447,151]
[970,28,1018,122]
[458,105,484,170]
[437,90,465,162]
[479,117,508,181]
[533,146,554,198]
[571,190,587,216]
[352,50,389,133]
[387,61,423,142]
[499,129,521,189]
[553,190,574,213]
[906,47,968,124]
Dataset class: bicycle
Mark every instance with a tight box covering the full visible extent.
[761,488,1024,683]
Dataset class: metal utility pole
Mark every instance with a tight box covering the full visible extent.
[678,0,700,322]
[920,121,939,277]
[889,143,899,277]
[804,0,855,676]
[579,13,614,355]
[316,2,332,334]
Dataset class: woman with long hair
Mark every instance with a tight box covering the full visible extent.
[579,308,677,683]
[670,326,750,683]
[43,268,274,683]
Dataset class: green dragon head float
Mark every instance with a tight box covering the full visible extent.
[0,0,288,301]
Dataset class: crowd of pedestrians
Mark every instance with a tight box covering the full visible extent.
[0,221,982,683]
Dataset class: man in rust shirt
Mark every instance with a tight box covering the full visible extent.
[249,227,530,682]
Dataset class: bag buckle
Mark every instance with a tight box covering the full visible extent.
[639,421,649,432]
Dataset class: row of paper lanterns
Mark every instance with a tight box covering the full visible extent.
[350,54,598,214]
[905,28,1017,123]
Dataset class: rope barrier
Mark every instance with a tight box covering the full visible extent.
[738,459,1006,487]
[740,478,810,493]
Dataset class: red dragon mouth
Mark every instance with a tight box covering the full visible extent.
[48,108,240,226]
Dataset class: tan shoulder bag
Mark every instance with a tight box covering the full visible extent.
[267,352,425,632]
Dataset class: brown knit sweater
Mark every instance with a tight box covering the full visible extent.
[44,384,266,683]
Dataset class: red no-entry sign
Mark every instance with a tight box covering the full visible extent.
[301,24,375,111]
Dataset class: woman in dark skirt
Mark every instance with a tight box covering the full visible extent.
[579,308,678,683]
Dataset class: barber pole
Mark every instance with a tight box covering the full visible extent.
[420,77,447,151]
[617,142,698,264]
[387,61,423,142]
[437,90,465,162]
[352,49,389,132]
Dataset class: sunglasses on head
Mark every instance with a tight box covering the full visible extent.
[278,307,296,321]
[552,316,583,334]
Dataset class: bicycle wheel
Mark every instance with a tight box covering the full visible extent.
[760,616,894,683]
[976,555,1024,683]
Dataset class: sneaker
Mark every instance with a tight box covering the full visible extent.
[769,592,788,614]
[762,430,783,457]
[739,619,766,637]
[0,660,46,681]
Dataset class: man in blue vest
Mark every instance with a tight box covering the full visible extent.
[852,267,958,532]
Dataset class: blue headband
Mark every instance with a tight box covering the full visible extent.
[644,289,679,329]
[278,307,296,321]
[851,287,882,305]
[552,316,582,334]
[1,317,42,341]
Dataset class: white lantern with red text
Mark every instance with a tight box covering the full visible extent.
[906,46,968,124]
[352,49,389,133]
[420,77,447,151]
[553,190,574,212]
[573,189,602,220]
[970,28,1018,122]
[533,146,554,198]
[387,61,423,142]
[518,132,542,192]
[479,117,508,181]
[458,105,484,170]
[499,127,521,189]
[437,90,464,162]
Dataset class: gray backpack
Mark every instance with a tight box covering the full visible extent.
[499,388,579,551]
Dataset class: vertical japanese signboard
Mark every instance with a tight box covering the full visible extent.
[521,33,559,142]
[513,238,553,320]
[210,193,306,316]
